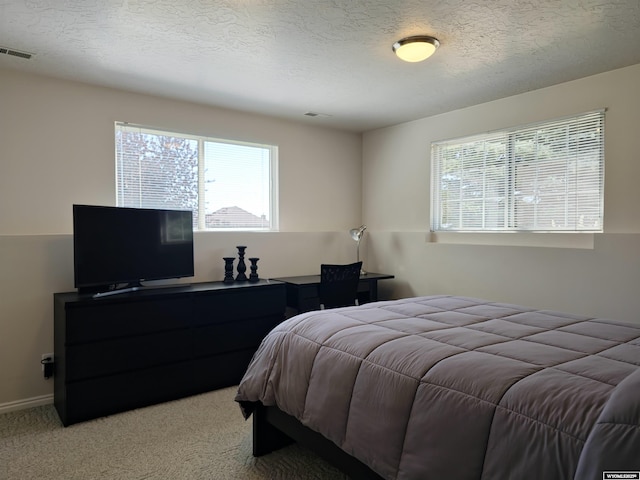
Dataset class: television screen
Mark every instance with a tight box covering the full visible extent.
[73,205,194,293]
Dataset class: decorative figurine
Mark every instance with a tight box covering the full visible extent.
[248,258,260,282]
[235,245,248,281]
[223,257,235,284]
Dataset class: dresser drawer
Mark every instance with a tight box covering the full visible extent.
[64,361,196,425]
[192,284,285,325]
[66,297,192,343]
[192,314,281,357]
[65,329,193,381]
[190,349,256,392]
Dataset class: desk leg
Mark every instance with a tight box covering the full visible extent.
[368,279,379,301]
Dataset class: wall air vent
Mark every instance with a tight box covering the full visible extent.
[0,46,34,59]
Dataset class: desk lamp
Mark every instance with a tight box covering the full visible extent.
[349,225,367,275]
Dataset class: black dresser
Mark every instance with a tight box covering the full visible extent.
[53,280,285,426]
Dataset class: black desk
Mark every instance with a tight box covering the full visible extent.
[271,272,394,314]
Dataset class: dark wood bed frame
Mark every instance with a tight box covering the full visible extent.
[252,402,384,480]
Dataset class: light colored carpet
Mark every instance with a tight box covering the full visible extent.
[0,387,348,480]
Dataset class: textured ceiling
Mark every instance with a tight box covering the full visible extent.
[1,0,640,132]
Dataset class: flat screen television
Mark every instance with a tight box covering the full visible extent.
[73,204,194,295]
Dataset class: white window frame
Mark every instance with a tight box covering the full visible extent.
[115,123,279,231]
[431,110,605,233]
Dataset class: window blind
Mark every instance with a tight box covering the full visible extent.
[431,110,604,232]
[116,124,199,215]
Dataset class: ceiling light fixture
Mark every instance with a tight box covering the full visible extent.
[392,35,440,62]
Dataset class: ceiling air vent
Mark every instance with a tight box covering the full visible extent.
[0,46,34,59]
[304,112,332,118]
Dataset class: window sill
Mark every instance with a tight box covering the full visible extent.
[427,231,596,249]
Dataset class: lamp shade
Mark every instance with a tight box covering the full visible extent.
[393,36,440,62]
[350,225,367,242]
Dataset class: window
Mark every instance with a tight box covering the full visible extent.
[115,123,278,230]
[431,110,604,232]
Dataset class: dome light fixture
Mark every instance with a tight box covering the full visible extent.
[392,35,440,62]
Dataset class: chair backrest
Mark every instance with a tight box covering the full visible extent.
[319,261,362,309]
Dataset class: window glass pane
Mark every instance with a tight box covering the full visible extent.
[203,141,271,229]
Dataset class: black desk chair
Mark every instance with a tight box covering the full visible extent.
[319,261,362,309]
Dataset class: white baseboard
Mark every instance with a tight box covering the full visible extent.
[0,394,53,415]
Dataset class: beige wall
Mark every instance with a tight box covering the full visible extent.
[0,69,363,408]
[363,63,640,324]
[3,63,640,410]
[0,69,362,234]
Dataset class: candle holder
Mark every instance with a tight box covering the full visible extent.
[223,257,235,284]
[235,245,248,282]
[248,258,260,282]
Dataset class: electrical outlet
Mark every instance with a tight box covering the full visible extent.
[41,353,53,372]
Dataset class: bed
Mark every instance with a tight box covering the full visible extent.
[235,295,640,480]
